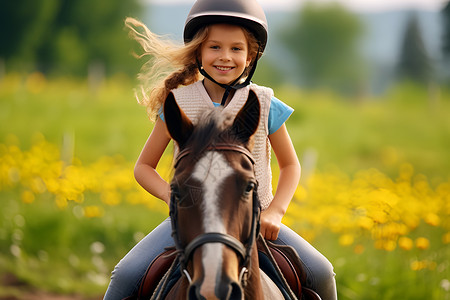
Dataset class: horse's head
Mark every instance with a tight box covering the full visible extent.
[164,91,261,300]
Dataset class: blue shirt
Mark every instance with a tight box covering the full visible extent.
[159,96,293,135]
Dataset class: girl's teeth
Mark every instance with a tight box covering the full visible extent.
[216,66,232,71]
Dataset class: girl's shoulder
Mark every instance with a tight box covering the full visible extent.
[249,83,274,100]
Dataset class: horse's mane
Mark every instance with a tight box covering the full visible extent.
[184,108,242,157]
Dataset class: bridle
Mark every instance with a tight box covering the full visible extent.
[169,143,261,286]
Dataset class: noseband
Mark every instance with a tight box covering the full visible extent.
[169,143,261,286]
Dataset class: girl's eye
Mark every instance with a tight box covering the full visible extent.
[210,45,219,50]
[232,47,242,51]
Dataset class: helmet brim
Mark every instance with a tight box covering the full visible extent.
[184,14,268,52]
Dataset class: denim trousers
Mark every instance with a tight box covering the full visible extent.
[103,217,337,300]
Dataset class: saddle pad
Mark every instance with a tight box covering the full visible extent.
[258,251,296,299]
[136,243,308,299]
[137,248,177,299]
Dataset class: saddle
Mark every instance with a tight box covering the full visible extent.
[125,239,321,300]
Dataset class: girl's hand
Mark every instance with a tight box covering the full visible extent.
[260,208,284,241]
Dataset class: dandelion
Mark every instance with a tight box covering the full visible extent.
[398,236,413,251]
[83,206,104,218]
[357,216,373,230]
[424,213,440,226]
[370,210,388,224]
[443,232,450,244]
[415,237,430,250]
[411,260,427,271]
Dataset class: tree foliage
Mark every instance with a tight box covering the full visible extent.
[281,2,365,93]
[442,2,450,84]
[442,2,450,61]
[396,13,432,84]
[0,0,141,76]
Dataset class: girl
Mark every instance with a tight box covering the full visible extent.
[104,0,337,299]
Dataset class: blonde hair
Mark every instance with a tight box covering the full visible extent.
[125,17,261,121]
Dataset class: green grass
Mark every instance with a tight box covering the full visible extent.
[0,74,449,298]
[1,74,449,176]
[277,83,450,178]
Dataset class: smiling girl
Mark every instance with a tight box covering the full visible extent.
[103,1,337,299]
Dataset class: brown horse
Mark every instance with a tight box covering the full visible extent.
[143,91,320,300]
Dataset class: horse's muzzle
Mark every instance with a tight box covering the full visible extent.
[188,280,243,300]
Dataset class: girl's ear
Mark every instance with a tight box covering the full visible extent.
[231,90,260,145]
[164,92,193,149]
[246,54,253,67]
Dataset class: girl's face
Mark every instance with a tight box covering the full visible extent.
[200,24,252,86]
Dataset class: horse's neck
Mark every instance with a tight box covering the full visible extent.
[166,277,189,300]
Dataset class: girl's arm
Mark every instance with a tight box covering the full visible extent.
[134,117,172,206]
[262,123,301,240]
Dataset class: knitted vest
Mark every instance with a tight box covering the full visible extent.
[171,81,274,210]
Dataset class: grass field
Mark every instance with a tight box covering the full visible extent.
[0,73,449,299]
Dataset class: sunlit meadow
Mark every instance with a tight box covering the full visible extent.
[0,73,449,299]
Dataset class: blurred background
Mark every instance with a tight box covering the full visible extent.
[0,0,449,299]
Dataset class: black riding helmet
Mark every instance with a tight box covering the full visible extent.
[184,0,268,52]
[183,0,268,105]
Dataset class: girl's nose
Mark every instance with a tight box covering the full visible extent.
[219,50,231,61]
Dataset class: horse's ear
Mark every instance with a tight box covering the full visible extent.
[164,92,193,148]
[231,90,260,145]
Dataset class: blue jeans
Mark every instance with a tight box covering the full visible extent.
[103,217,337,300]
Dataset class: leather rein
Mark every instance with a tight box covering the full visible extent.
[169,143,261,286]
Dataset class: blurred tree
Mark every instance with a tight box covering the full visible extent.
[396,12,432,84]
[0,0,141,76]
[442,2,450,82]
[0,0,59,68]
[280,2,366,94]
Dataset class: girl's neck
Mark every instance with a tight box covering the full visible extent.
[202,79,235,106]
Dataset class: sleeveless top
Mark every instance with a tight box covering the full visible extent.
[171,81,274,210]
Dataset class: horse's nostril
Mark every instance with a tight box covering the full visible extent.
[188,283,205,300]
[229,282,243,300]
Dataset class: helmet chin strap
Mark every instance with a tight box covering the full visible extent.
[197,47,260,106]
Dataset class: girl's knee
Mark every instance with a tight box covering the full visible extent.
[314,258,336,284]
[307,255,336,298]
[104,261,143,300]
[109,258,143,285]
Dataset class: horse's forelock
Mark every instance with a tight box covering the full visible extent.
[187,109,239,156]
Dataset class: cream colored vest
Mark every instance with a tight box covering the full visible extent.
[171,81,274,210]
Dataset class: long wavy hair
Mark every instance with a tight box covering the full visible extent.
[125,17,261,121]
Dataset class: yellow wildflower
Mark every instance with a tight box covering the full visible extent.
[398,236,413,251]
[410,260,427,271]
[442,232,450,244]
[84,206,103,218]
[424,213,440,227]
[415,237,430,250]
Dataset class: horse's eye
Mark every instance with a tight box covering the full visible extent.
[244,182,256,196]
